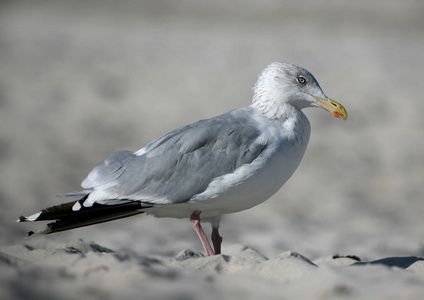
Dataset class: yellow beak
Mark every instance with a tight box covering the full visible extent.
[313,96,348,120]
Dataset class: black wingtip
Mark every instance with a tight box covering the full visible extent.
[17,216,26,222]
[18,198,148,236]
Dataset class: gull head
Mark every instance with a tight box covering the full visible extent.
[251,62,347,120]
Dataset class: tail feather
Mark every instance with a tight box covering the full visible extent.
[18,196,149,237]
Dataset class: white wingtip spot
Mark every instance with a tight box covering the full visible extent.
[23,212,42,222]
[134,147,146,156]
[72,201,82,211]
[83,200,94,208]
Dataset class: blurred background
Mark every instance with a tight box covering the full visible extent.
[1,0,423,260]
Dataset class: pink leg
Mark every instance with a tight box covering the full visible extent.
[190,211,215,256]
[211,226,222,255]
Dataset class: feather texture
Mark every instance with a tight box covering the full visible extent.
[18,195,149,236]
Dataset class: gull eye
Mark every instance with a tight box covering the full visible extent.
[297,76,307,85]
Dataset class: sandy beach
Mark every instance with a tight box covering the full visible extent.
[1,0,424,299]
[2,239,424,299]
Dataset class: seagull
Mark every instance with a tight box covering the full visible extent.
[18,62,347,256]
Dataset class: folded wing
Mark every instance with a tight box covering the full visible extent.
[82,108,270,205]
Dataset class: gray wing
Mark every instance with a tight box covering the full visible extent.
[81,107,269,204]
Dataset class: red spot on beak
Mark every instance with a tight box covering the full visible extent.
[332,111,343,118]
